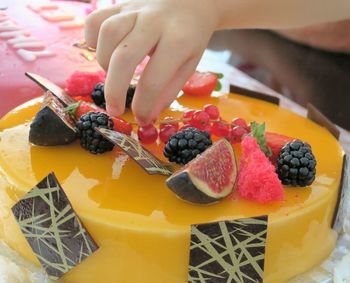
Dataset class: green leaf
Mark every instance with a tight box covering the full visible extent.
[249,122,272,157]
[215,81,222,91]
[65,100,81,119]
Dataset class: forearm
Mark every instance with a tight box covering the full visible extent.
[213,0,350,30]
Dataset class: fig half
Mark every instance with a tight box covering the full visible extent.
[166,139,237,204]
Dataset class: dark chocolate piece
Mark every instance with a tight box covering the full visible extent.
[189,215,268,283]
[25,72,76,106]
[29,91,78,146]
[96,128,173,176]
[307,103,340,140]
[230,84,280,105]
[12,173,98,280]
[332,155,350,234]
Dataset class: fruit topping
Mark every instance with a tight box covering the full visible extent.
[237,136,284,203]
[137,124,158,144]
[232,118,249,130]
[190,110,210,130]
[76,112,114,154]
[265,132,294,164]
[67,101,105,120]
[182,72,218,97]
[249,122,272,156]
[164,127,212,165]
[159,125,177,143]
[160,116,179,131]
[65,70,105,97]
[29,92,78,146]
[276,140,316,186]
[228,126,248,144]
[211,119,230,138]
[91,82,105,109]
[203,104,220,120]
[166,139,237,204]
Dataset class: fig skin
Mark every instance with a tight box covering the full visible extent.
[166,171,219,204]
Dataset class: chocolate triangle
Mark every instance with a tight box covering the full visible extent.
[230,84,280,105]
[307,103,340,140]
[97,128,173,176]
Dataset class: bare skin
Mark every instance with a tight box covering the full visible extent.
[85,0,350,125]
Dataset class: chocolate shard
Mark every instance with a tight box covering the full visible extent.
[307,103,340,140]
[11,172,98,280]
[29,91,78,146]
[332,154,350,234]
[25,72,76,107]
[230,84,280,105]
[96,128,173,176]
[189,215,268,283]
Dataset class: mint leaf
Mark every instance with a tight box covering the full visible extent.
[215,81,222,91]
[250,121,272,157]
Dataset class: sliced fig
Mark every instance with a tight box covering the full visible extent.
[166,139,237,204]
[29,91,78,146]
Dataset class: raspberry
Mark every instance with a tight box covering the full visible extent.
[65,71,105,97]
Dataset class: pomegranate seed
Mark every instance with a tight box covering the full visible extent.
[159,125,177,143]
[228,126,248,143]
[137,124,158,144]
[160,116,179,130]
[211,120,230,137]
[232,118,249,130]
[203,104,220,120]
[190,110,210,130]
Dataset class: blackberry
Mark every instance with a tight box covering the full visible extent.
[276,140,316,186]
[76,112,114,154]
[125,84,136,108]
[164,127,212,165]
[91,83,106,109]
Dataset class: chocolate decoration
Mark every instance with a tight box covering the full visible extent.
[189,215,268,283]
[29,91,78,145]
[230,84,280,105]
[307,103,340,140]
[12,173,98,280]
[25,72,76,106]
[332,155,350,234]
[97,128,173,176]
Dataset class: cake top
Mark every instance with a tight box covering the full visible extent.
[0,91,344,231]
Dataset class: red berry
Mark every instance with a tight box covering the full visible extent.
[228,126,249,144]
[160,116,179,131]
[190,110,210,130]
[183,109,195,124]
[232,118,249,130]
[111,117,133,135]
[182,72,217,97]
[159,125,177,143]
[137,124,158,144]
[203,104,220,120]
[211,120,230,137]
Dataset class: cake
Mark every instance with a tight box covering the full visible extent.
[0,0,101,118]
[0,82,346,282]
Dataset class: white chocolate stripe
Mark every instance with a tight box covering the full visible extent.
[27,3,58,13]
[17,49,55,62]
[0,30,30,39]
[12,42,46,49]
[7,35,38,45]
[40,10,74,22]
[0,20,21,32]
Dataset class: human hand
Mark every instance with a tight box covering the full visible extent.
[85,0,218,125]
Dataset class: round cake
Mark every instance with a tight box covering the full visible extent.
[0,90,344,283]
[0,0,100,117]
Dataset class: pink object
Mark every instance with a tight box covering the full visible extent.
[237,136,284,203]
[65,70,106,97]
[58,19,84,30]
[0,0,101,118]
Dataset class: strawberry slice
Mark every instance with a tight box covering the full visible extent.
[66,101,132,135]
[266,132,294,164]
[182,72,218,97]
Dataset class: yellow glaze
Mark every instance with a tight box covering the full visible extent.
[0,93,344,283]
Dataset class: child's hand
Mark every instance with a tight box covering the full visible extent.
[85,0,218,125]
